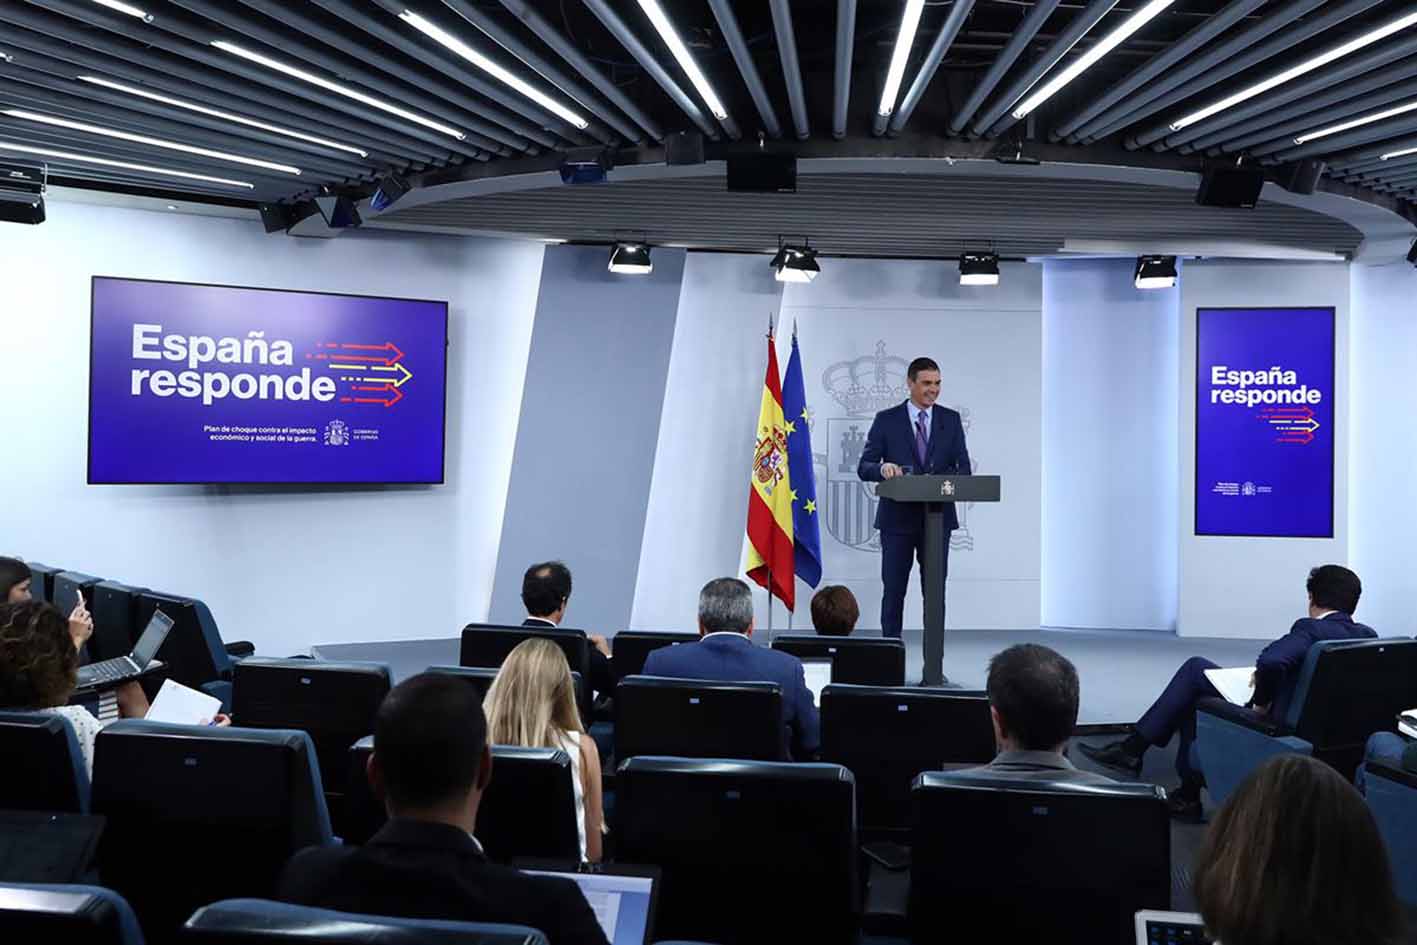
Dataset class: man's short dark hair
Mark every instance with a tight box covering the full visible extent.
[1307,564,1361,614]
[907,357,940,381]
[521,561,572,618]
[985,644,1080,752]
[810,585,859,636]
[374,673,487,810]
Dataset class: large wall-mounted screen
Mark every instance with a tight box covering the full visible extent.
[89,277,448,484]
[1195,306,1334,538]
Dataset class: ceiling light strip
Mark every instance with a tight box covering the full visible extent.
[879,0,926,117]
[91,0,152,23]
[1012,0,1175,120]
[0,139,253,188]
[3,109,302,175]
[1170,9,1417,132]
[77,76,369,158]
[398,11,587,130]
[1294,99,1417,145]
[212,40,466,140]
[636,0,730,121]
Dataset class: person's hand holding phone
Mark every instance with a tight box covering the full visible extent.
[68,594,94,651]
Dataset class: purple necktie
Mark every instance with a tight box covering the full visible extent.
[914,411,929,468]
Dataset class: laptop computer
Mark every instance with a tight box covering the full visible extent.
[75,609,173,690]
[0,811,106,883]
[801,657,833,706]
[517,860,659,945]
[1135,910,1212,945]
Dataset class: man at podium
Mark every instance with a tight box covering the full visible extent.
[857,357,972,655]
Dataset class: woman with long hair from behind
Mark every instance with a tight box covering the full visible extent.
[1193,753,1406,945]
[484,638,604,862]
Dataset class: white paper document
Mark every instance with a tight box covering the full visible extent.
[145,678,222,726]
[1204,667,1255,706]
[1399,710,1417,740]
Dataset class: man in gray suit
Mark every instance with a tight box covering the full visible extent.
[954,643,1113,785]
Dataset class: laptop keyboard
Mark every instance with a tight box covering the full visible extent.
[80,659,130,684]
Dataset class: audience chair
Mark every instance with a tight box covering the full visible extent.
[0,710,90,813]
[22,561,61,603]
[459,624,591,718]
[617,757,859,945]
[910,772,1170,944]
[607,631,697,678]
[182,899,547,944]
[615,676,785,762]
[90,582,148,664]
[1365,759,1417,908]
[90,720,333,941]
[819,685,994,834]
[770,634,906,686]
[1196,638,1417,805]
[134,593,255,709]
[232,658,391,802]
[0,883,144,945]
[344,738,580,861]
[425,664,590,727]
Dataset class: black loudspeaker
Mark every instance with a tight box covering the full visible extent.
[0,160,45,225]
[1196,164,1264,208]
[1272,159,1326,195]
[313,194,361,228]
[665,131,705,166]
[727,153,797,193]
[1407,238,1417,267]
[257,203,292,233]
[369,174,410,212]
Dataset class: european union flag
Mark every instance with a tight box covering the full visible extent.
[782,330,822,589]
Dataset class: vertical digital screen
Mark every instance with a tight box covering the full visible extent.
[1195,306,1334,537]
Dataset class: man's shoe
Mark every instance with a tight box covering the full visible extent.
[1077,738,1144,777]
[1167,792,1204,821]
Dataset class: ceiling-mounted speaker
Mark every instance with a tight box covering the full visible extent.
[665,131,704,166]
[0,160,45,225]
[727,153,796,193]
[258,202,293,233]
[1196,163,1264,208]
[1272,159,1326,196]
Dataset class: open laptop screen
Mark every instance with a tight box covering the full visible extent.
[801,658,832,706]
[523,868,656,945]
[131,610,174,667]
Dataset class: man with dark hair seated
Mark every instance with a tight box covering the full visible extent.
[1081,564,1376,818]
[809,585,859,637]
[277,674,608,945]
[522,561,618,702]
[954,643,1112,784]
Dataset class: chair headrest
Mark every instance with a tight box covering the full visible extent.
[0,883,142,945]
[820,684,987,701]
[618,676,782,695]
[918,770,1167,801]
[771,634,904,649]
[619,756,855,784]
[184,898,548,944]
[236,658,392,681]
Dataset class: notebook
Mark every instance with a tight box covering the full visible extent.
[518,861,659,945]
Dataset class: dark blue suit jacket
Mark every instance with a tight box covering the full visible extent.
[642,632,820,760]
[1255,612,1376,718]
[857,401,971,532]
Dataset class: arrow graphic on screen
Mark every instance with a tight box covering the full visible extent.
[1259,407,1320,445]
[310,341,405,366]
[341,383,404,407]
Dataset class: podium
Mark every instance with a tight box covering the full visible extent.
[875,475,1001,685]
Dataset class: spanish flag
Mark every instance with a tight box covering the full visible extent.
[745,331,797,610]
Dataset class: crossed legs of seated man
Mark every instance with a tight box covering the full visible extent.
[1079,656,1219,818]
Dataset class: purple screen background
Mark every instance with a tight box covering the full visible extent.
[1195,306,1334,538]
[89,277,448,484]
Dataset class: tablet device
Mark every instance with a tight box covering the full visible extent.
[1135,910,1212,945]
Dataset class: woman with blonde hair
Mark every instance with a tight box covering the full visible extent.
[484,638,604,862]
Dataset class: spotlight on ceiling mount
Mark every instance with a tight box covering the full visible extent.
[959,252,1000,286]
[559,146,614,185]
[369,174,411,212]
[770,241,820,283]
[608,242,653,275]
[1134,255,1178,289]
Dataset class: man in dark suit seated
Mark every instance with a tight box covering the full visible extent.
[643,577,820,760]
[953,643,1113,785]
[1081,565,1376,818]
[276,673,608,945]
[521,560,618,702]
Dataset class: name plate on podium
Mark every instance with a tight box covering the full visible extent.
[876,474,1001,504]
